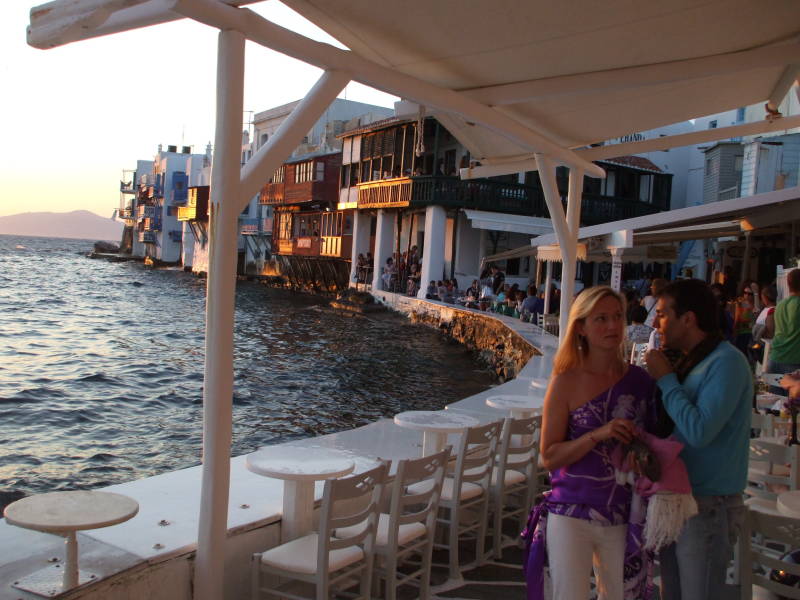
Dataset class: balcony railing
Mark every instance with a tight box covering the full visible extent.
[579,194,661,224]
[356,175,662,224]
[120,181,135,194]
[320,236,342,257]
[240,217,260,234]
[139,231,157,244]
[259,183,285,205]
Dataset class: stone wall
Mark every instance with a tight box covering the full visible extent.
[376,292,538,382]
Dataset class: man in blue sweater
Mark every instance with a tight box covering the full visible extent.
[645,279,752,600]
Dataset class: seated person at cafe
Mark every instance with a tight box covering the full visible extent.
[465,279,481,301]
[627,305,654,344]
[521,285,544,319]
[425,280,438,300]
[437,281,449,302]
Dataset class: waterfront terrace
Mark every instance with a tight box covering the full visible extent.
[18,1,800,598]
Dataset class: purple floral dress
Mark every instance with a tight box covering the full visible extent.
[521,365,657,600]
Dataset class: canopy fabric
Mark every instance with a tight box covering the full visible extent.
[283,0,800,159]
[462,209,553,235]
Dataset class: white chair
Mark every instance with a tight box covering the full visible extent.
[337,448,450,600]
[751,411,778,439]
[490,416,542,559]
[738,508,800,599]
[409,420,503,580]
[746,439,800,516]
[251,462,388,600]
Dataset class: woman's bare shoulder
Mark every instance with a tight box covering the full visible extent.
[548,369,583,394]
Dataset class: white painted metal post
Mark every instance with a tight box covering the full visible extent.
[350,210,371,284]
[194,28,245,600]
[372,210,394,291]
[559,168,585,336]
[417,205,447,298]
[543,261,553,315]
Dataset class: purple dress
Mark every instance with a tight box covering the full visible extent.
[522,365,657,600]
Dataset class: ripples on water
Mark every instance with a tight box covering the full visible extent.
[0,235,492,508]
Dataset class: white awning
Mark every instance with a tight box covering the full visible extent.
[462,209,553,235]
[531,185,800,249]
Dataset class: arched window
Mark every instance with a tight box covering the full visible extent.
[260,133,269,148]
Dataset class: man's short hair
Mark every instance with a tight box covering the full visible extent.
[788,269,800,293]
[660,279,720,334]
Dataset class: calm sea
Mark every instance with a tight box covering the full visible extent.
[0,235,492,509]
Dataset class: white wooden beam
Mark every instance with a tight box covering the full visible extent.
[194,27,245,600]
[576,115,800,162]
[239,70,350,207]
[27,0,261,49]
[460,43,800,106]
[171,0,606,178]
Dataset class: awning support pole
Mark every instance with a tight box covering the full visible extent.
[536,154,586,341]
[194,28,245,600]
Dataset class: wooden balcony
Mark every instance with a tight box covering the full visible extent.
[259,182,284,205]
[356,175,662,224]
[178,187,209,222]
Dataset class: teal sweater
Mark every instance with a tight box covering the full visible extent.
[656,341,752,496]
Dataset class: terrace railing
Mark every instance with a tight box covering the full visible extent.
[356,175,659,223]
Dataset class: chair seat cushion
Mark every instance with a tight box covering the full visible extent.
[335,513,427,548]
[408,477,483,502]
[259,533,364,574]
[493,467,526,487]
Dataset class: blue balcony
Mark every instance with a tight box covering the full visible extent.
[139,231,157,244]
[239,217,260,235]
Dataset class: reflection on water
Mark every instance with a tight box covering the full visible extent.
[0,235,492,508]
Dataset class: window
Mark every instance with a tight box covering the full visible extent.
[278,213,292,239]
[736,107,746,122]
[271,166,284,183]
[260,133,269,147]
[340,164,351,189]
[295,161,314,183]
[734,155,743,172]
[639,174,653,203]
[708,120,718,129]
[316,162,325,181]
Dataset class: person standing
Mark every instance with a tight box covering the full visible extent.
[644,279,751,600]
[641,278,667,327]
[768,268,800,377]
[732,284,756,357]
[524,286,658,600]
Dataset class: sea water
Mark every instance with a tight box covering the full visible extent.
[0,235,492,509]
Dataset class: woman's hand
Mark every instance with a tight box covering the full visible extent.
[592,418,635,444]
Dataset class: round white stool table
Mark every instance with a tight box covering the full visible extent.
[777,490,800,519]
[246,445,355,543]
[4,490,139,595]
[394,410,479,456]
[485,395,543,419]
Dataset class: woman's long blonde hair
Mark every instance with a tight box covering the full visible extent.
[552,285,627,376]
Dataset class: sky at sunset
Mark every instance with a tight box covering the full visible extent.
[0,1,397,219]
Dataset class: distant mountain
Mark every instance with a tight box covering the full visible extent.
[0,210,124,242]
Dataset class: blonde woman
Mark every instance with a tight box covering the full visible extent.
[522,286,658,600]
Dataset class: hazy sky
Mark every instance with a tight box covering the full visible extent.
[0,1,397,218]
